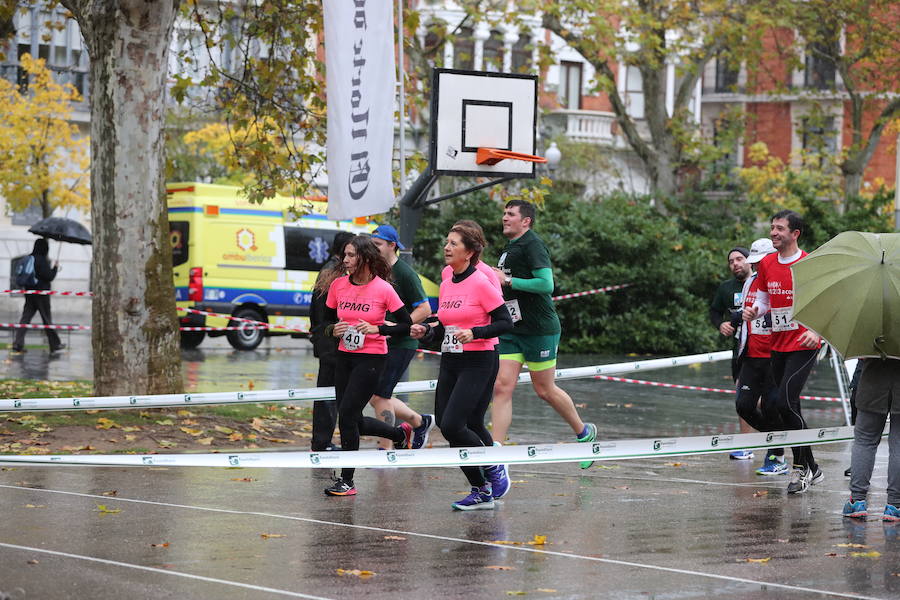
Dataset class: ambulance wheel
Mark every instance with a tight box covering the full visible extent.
[227,307,266,351]
[180,331,205,349]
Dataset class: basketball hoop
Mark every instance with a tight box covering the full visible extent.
[475,147,548,166]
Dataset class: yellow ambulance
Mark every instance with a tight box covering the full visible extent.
[167,182,437,350]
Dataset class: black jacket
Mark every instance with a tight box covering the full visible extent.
[30,241,57,291]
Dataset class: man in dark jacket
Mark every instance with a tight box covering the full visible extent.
[308,231,354,451]
[12,238,64,354]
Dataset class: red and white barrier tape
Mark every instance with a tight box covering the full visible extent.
[0,322,91,331]
[2,289,93,297]
[178,307,310,334]
[594,374,842,403]
[552,284,631,301]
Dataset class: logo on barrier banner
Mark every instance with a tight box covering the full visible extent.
[13,400,21,408]
[429,381,437,390]
[817,427,839,439]
[766,432,774,442]
[129,397,137,405]
[711,435,733,448]
[766,432,787,443]
[527,446,537,457]
[387,451,397,463]
[142,457,153,465]
[288,389,296,398]
[652,439,677,451]
[711,436,719,447]
[73,399,80,407]
[592,443,602,455]
[237,392,244,400]
[310,454,320,465]
[228,455,240,466]
[184,394,192,403]
[653,440,661,451]
[459,449,469,460]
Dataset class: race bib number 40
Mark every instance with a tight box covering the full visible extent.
[504,299,522,323]
[342,326,364,351]
[441,326,463,353]
[771,306,798,332]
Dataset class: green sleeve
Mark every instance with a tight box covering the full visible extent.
[511,268,554,294]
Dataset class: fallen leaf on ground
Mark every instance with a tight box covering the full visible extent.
[250,418,268,433]
[260,533,285,539]
[623,403,634,408]
[121,426,141,432]
[753,490,769,497]
[665,462,686,467]
[263,437,292,444]
[101,490,118,496]
[743,557,771,563]
[157,440,177,448]
[336,568,375,578]
[485,565,515,570]
[509,480,527,484]
[24,504,45,508]
[124,434,136,442]
[528,535,547,546]
[27,559,38,565]
[96,504,121,514]
[151,542,170,548]
[197,437,214,445]
[505,592,526,596]
[595,465,619,470]
[850,551,881,558]
[382,535,406,540]
[180,427,204,436]
[248,380,255,390]
[181,419,199,426]
[825,553,839,557]
[835,543,868,548]
[214,425,234,435]
[176,410,195,417]
[96,417,119,430]
[304,373,315,380]
[228,432,244,441]
[230,477,256,482]
[155,419,174,426]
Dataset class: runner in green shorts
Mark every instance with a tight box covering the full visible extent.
[489,200,597,468]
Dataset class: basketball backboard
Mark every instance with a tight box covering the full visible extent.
[430,69,539,178]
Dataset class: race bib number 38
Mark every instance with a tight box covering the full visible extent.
[504,299,522,323]
[441,325,463,353]
[771,306,798,332]
[342,326,364,351]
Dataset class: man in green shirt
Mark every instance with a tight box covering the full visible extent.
[490,200,597,468]
[709,245,754,460]
[370,224,435,449]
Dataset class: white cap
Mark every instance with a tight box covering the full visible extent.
[746,238,776,264]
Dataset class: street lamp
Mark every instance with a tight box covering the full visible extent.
[545,141,562,174]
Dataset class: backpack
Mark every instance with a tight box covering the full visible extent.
[14,255,38,288]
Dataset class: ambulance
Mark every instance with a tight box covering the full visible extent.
[167,182,437,350]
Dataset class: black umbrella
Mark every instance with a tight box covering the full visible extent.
[28,217,92,245]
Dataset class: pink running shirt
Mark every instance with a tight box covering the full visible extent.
[437,269,505,351]
[441,261,502,292]
[326,276,404,354]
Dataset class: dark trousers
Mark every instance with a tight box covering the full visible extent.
[335,352,405,482]
[311,359,338,451]
[435,351,498,487]
[13,294,61,351]
[735,356,784,457]
[771,349,818,469]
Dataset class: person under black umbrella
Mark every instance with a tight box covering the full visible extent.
[12,238,65,354]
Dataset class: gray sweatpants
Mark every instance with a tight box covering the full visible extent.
[850,409,899,505]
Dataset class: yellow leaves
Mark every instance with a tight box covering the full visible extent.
[744,557,771,563]
[753,490,769,497]
[24,504,45,509]
[485,565,516,571]
[382,535,406,541]
[230,477,256,482]
[260,533,285,539]
[336,568,375,578]
[151,542,170,548]
[250,418,269,433]
[179,427,205,436]
[664,462,686,467]
[155,419,174,426]
[262,436,292,444]
[96,418,119,430]
[96,504,121,514]
[197,437,214,445]
[214,425,234,435]
[834,543,867,548]
[850,551,881,558]
[490,535,548,547]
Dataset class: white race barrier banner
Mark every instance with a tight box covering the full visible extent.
[0,425,868,469]
[0,351,732,412]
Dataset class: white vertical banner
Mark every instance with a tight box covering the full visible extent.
[323,0,396,220]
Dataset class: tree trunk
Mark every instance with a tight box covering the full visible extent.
[63,0,182,396]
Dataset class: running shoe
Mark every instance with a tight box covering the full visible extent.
[451,486,495,511]
[394,422,413,450]
[884,504,900,522]
[756,454,788,476]
[729,450,755,460]
[490,441,511,498]
[810,466,824,486]
[324,477,356,496]
[411,414,435,449]
[787,466,811,494]
[484,463,511,499]
[576,422,598,469]
[842,499,868,519]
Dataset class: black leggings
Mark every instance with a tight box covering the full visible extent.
[771,349,818,469]
[735,356,784,457]
[435,351,498,487]
[335,352,406,481]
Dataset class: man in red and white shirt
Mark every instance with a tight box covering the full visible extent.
[744,210,822,494]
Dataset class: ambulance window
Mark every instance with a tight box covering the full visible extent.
[170,222,189,267]
[285,228,335,271]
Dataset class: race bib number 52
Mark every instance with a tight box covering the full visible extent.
[342,326,364,351]
[771,306,798,332]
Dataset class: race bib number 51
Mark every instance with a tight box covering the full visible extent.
[771,306,798,332]
[441,326,463,353]
[342,326,364,351]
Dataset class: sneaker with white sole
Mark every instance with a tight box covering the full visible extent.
[729,450,754,460]
[411,414,435,449]
[394,422,413,450]
[452,485,494,511]
[842,499,867,519]
[787,466,811,494]
[756,454,788,476]
[484,463,510,499]
[883,504,900,522]
[324,477,356,496]
[577,423,598,469]
[810,466,824,486]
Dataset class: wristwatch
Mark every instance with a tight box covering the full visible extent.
[504,276,512,286]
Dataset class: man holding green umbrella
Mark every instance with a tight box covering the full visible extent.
[790,230,900,520]
[744,210,822,495]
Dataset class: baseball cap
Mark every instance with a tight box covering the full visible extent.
[746,238,776,264]
[371,224,405,250]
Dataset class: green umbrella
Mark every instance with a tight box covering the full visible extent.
[792,231,900,359]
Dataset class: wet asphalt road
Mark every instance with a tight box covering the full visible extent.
[0,334,894,599]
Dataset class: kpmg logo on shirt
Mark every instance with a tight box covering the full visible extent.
[338,301,372,311]
[439,295,465,310]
